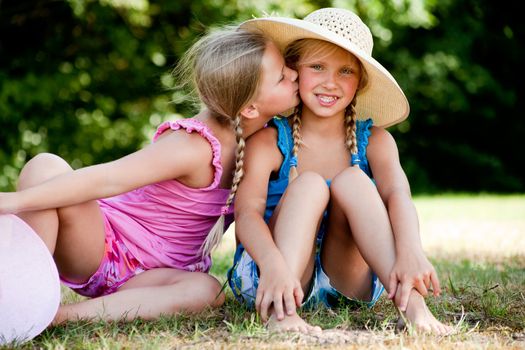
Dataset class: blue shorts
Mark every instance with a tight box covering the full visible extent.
[227,244,384,310]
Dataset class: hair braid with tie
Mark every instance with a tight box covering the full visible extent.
[200,115,245,257]
[345,97,358,156]
[174,27,268,257]
[288,104,303,183]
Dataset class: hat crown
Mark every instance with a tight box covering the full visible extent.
[304,8,373,55]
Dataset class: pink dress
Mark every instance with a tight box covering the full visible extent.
[98,118,234,273]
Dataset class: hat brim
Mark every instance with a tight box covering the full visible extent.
[241,17,409,128]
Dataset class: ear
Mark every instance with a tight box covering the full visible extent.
[240,104,260,119]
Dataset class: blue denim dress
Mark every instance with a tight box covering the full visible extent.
[228,117,384,309]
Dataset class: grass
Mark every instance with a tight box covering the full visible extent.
[4,194,525,349]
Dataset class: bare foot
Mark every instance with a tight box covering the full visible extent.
[396,289,454,335]
[267,313,322,334]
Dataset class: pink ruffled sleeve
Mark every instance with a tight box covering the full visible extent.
[153,119,223,190]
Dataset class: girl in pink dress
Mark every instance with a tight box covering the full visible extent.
[0,25,299,323]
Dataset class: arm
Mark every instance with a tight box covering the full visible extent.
[0,129,212,214]
[234,128,302,322]
[367,127,441,311]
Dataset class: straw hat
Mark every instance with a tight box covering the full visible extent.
[240,8,409,127]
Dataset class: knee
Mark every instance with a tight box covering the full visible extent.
[190,274,225,310]
[207,278,226,308]
[288,171,329,202]
[331,167,373,196]
[17,153,72,190]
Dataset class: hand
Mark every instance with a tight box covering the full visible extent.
[387,250,441,311]
[256,261,303,322]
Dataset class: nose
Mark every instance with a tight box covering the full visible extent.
[322,71,337,89]
[286,66,298,82]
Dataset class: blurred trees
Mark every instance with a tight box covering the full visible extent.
[368,0,524,192]
[0,0,522,193]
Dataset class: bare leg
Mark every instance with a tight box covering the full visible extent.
[16,153,105,283]
[324,167,452,335]
[266,172,327,333]
[17,154,223,325]
[53,268,225,323]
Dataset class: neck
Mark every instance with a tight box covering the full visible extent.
[194,109,262,140]
[195,108,273,141]
[241,119,263,139]
[300,108,346,138]
[193,109,214,124]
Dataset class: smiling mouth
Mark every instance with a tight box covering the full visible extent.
[316,94,339,106]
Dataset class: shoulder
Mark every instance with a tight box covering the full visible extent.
[244,126,282,173]
[367,126,399,161]
[151,127,213,175]
[368,126,396,146]
[156,127,213,155]
[247,125,279,149]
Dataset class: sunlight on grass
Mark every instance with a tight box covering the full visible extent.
[214,194,525,266]
[415,194,525,261]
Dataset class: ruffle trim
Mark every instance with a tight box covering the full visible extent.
[354,118,373,166]
[153,119,223,190]
[271,117,373,175]
[271,117,294,178]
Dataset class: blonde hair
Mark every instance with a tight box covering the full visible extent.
[174,27,268,257]
[284,39,367,182]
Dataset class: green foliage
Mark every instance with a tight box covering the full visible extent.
[364,0,524,192]
[1,0,523,192]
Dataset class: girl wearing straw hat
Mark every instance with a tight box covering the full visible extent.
[228,8,452,335]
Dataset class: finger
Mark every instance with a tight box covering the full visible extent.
[423,273,431,289]
[399,283,412,311]
[259,296,271,322]
[430,271,441,296]
[415,279,428,297]
[388,273,398,299]
[294,287,304,308]
[284,290,297,316]
[273,295,285,321]
[255,290,263,315]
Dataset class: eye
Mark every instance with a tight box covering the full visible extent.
[310,64,323,71]
[278,74,285,82]
[341,67,354,75]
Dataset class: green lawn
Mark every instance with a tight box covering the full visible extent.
[7,195,525,349]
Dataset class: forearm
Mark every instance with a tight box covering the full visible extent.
[12,164,114,213]
[387,191,424,255]
[236,211,286,270]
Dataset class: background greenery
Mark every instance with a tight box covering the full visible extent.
[1,0,523,193]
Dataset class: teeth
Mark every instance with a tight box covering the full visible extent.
[318,95,337,103]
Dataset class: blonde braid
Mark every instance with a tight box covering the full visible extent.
[200,115,245,258]
[345,97,358,157]
[288,105,302,183]
[225,115,246,211]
